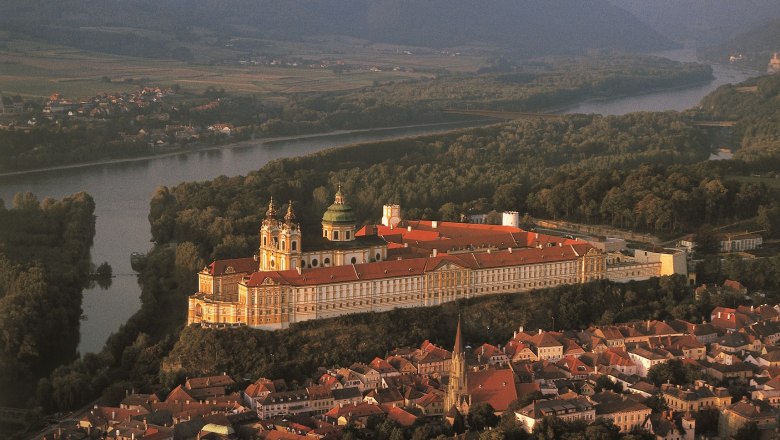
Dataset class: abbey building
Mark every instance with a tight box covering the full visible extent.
[188,189,686,330]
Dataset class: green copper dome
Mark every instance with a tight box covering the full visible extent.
[322,188,356,224]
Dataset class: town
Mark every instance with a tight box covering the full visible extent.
[45,296,780,439]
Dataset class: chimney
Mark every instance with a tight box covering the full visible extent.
[508,247,512,253]
[408,226,412,232]
[297,266,302,275]
[513,330,517,338]
[432,221,438,229]
[538,328,542,335]
[718,312,722,318]
[487,249,491,254]
[404,242,409,248]
[519,326,524,333]
[432,249,438,257]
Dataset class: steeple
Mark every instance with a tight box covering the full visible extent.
[453,314,463,355]
[284,200,296,225]
[266,197,277,218]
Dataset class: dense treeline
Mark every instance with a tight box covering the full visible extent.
[148,110,762,263]
[0,192,96,406]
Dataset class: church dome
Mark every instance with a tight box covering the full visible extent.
[322,187,356,224]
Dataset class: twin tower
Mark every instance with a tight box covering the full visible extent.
[258,187,392,272]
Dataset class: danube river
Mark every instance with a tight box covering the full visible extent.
[0,49,758,354]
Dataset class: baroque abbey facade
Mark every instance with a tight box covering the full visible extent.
[188,189,684,330]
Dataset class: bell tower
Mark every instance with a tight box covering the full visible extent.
[446,316,468,413]
[260,198,303,271]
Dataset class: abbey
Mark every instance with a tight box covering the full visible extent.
[188,189,685,330]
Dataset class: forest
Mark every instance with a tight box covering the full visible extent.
[0,192,96,407]
[0,54,712,172]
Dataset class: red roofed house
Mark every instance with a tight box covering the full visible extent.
[711,307,756,333]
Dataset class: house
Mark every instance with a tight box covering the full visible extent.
[368,357,400,377]
[556,356,591,380]
[364,388,404,407]
[473,343,510,366]
[386,355,417,375]
[591,391,652,433]
[719,398,777,439]
[515,397,595,432]
[643,412,695,440]
[661,381,731,413]
[348,363,381,390]
[185,374,235,400]
[627,347,673,377]
[711,307,755,333]
[415,391,444,416]
[512,329,564,361]
[324,402,384,428]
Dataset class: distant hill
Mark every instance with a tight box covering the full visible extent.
[0,0,675,57]
[698,16,780,71]
[607,0,780,46]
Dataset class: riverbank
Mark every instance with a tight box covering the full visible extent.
[0,119,495,178]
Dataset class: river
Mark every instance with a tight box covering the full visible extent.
[564,48,757,115]
[0,121,491,354]
[0,49,760,355]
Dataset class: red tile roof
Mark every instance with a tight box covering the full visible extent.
[467,368,518,412]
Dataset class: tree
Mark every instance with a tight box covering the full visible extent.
[733,422,760,440]
[647,359,699,387]
[467,403,500,431]
[585,418,620,440]
[692,225,719,255]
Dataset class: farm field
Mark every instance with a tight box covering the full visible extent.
[0,32,488,99]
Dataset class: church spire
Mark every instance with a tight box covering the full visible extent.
[266,197,277,218]
[453,314,463,355]
[284,200,297,225]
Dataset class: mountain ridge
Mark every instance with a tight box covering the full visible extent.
[0,0,676,57]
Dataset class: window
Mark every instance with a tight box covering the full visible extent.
[270,259,275,268]
[324,257,331,266]
[282,240,286,250]
[334,230,340,240]
[346,231,351,240]
[312,259,318,267]
[351,257,357,264]
[376,253,381,261]
[292,241,297,251]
